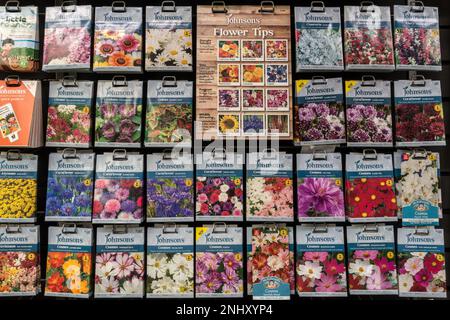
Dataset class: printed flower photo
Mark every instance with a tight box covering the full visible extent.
[265,39,288,61]
[218,64,240,85]
[47,104,91,146]
[0,178,37,221]
[266,89,289,111]
[243,114,265,136]
[217,114,240,136]
[395,28,441,68]
[242,64,264,86]
[267,114,289,136]
[242,88,264,111]
[218,40,240,61]
[266,64,288,86]
[0,251,40,294]
[146,29,192,69]
[241,40,264,61]
[218,89,240,111]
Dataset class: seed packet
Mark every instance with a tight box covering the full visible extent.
[394,5,441,71]
[147,153,194,222]
[0,151,37,223]
[295,5,344,71]
[145,79,193,147]
[93,151,144,224]
[195,224,243,298]
[297,153,344,222]
[345,78,393,147]
[246,151,293,221]
[397,227,446,298]
[95,225,145,298]
[394,79,445,146]
[145,5,192,71]
[95,78,142,147]
[46,79,94,147]
[344,5,394,71]
[45,150,94,222]
[93,5,142,73]
[296,225,347,296]
[294,78,345,145]
[345,151,397,222]
[0,4,39,72]
[195,151,244,221]
[347,224,398,295]
[43,5,92,71]
[0,224,40,296]
[45,225,93,298]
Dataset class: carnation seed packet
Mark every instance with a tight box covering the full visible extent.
[344,5,394,71]
[0,224,40,296]
[93,152,144,224]
[46,80,94,147]
[0,5,39,72]
[347,224,398,295]
[345,152,397,222]
[397,227,447,298]
[345,79,393,147]
[195,225,243,298]
[394,5,441,71]
[246,151,293,221]
[297,153,345,222]
[296,225,347,297]
[394,79,445,146]
[147,225,194,298]
[95,225,145,298]
[93,6,142,73]
[294,78,345,146]
[0,152,37,223]
[45,225,93,298]
[43,5,92,71]
[295,5,344,71]
[147,153,194,222]
[95,78,142,147]
[145,5,192,71]
[195,151,244,221]
[145,79,193,147]
[45,150,94,222]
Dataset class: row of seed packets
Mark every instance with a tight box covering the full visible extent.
[295,3,442,72]
[0,223,445,299]
[0,3,192,73]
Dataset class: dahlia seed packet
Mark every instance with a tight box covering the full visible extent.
[43,5,92,71]
[397,227,446,298]
[345,79,393,147]
[45,151,94,222]
[347,224,398,295]
[295,5,344,71]
[394,79,445,146]
[147,153,194,222]
[195,225,243,298]
[297,153,345,222]
[45,226,93,298]
[95,225,145,298]
[345,152,398,222]
[147,225,194,298]
[394,5,441,71]
[296,225,347,297]
[246,151,294,221]
[294,78,345,146]
[0,224,40,296]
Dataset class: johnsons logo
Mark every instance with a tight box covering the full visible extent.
[156,234,185,244]
[153,10,183,20]
[103,12,132,22]
[305,232,336,243]
[355,160,383,170]
[57,87,84,97]
[0,233,28,242]
[226,14,261,25]
[104,233,134,244]
[354,86,383,96]
[304,12,333,22]
[56,159,84,170]
[402,10,430,20]
[256,159,284,169]
[305,159,334,170]
[105,161,134,171]
[0,160,29,170]
[204,233,234,243]
[305,85,334,95]
[156,86,184,96]
[402,86,432,96]
[156,160,185,170]
[356,232,385,242]
[405,233,436,243]
[56,233,83,244]
[205,159,233,169]
[106,86,135,97]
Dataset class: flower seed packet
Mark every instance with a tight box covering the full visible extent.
[242,114,265,136]
[43,5,92,71]
[347,224,398,295]
[46,80,94,147]
[195,225,243,298]
[295,6,344,71]
[145,6,192,71]
[266,64,288,86]
[267,113,290,136]
[394,79,445,146]
[218,39,240,61]
[266,88,289,111]
[218,88,240,111]
[344,5,394,71]
[145,79,193,147]
[297,153,344,222]
[95,226,145,298]
[345,79,393,147]
[0,224,40,296]
[147,153,194,222]
[397,227,446,298]
[296,225,347,297]
[242,39,263,61]
[345,152,397,222]
[294,78,345,145]
[45,226,93,298]
[394,5,441,71]
[246,151,294,221]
